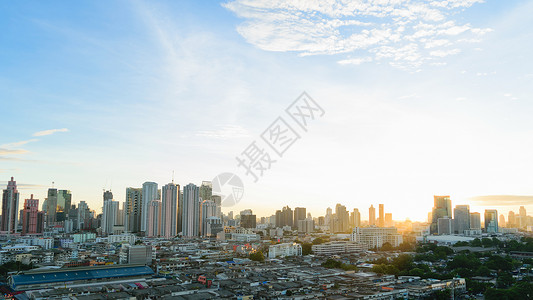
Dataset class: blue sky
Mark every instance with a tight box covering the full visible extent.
[1,0,533,221]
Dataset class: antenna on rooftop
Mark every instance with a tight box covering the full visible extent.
[52,181,55,188]
[172,170,175,184]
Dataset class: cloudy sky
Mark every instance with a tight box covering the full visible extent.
[1,0,533,222]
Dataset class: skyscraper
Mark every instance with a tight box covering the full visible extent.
[378,204,384,227]
[211,195,222,218]
[141,182,158,232]
[484,209,498,233]
[294,207,306,226]
[1,177,19,233]
[182,183,200,237]
[77,201,90,230]
[199,181,212,201]
[385,213,393,227]
[508,211,516,228]
[22,194,39,235]
[453,205,470,234]
[56,190,72,219]
[46,188,58,225]
[352,208,361,228]
[431,196,452,234]
[240,209,256,229]
[125,187,142,233]
[161,183,179,238]
[201,200,217,235]
[147,200,161,237]
[369,205,376,226]
[103,190,113,202]
[470,212,481,230]
[102,200,119,234]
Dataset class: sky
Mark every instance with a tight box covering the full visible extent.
[1,0,533,222]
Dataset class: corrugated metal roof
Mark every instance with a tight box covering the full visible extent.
[10,265,154,289]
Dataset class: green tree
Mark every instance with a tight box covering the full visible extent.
[301,243,312,255]
[250,250,265,262]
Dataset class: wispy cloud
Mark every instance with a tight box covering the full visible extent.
[0,148,29,155]
[33,128,69,137]
[223,0,490,69]
[195,125,250,139]
[0,139,38,149]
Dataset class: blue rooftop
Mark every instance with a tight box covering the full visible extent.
[9,265,154,290]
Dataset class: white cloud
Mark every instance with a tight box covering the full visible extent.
[337,57,373,65]
[0,139,38,148]
[224,0,490,69]
[33,128,69,137]
[195,125,250,139]
[0,148,29,155]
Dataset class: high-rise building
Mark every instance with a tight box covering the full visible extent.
[161,183,179,238]
[378,204,385,227]
[351,208,361,228]
[298,218,314,233]
[385,213,393,227]
[519,206,527,218]
[1,177,19,233]
[211,195,222,218]
[508,211,516,228]
[46,188,58,225]
[453,205,470,234]
[103,190,113,202]
[470,212,481,230]
[182,183,200,237]
[141,182,158,232]
[369,205,376,226]
[484,209,498,233]
[56,190,72,222]
[147,200,161,237]
[499,214,506,228]
[431,196,452,234]
[294,207,306,226]
[77,201,91,230]
[438,217,452,235]
[22,194,39,235]
[201,200,217,235]
[240,213,257,229]
[125,187,142,233]
[199,181,212,201]
[102,199,119,234]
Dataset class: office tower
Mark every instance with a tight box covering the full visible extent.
[161,183,179,238]
[211,195,222,218]
[508,211,516,228]
[240,212,257,229]
[228,211,233,220]
[453,205,470,234]
[499,214,506,228]
[147,200,161,237]
[470,212,481,229]
[294,207,306,226]
[77,201,90,230]
[201,200,217,235]
[351,208,361,228]
[22,194,39,235]
[431,196,452,234]
[199,181,212,201]
[325,207,332,228]
[369,205,376,226]
[385,213,393,227]
[56,190,72,221]
[484,209,498,233]
[438,217,452,235]
[519,206,526,217]
[378,204,384,227]
[182,183,200,237]
[1,177,20,233]
[125,187,142,233]
[36,211,45,233]
[332,204,349,232]
[103,190,113,202]
[46,188,58,224]
[116,202,124,226]
[141,182,158,232]
[102,200,119,234]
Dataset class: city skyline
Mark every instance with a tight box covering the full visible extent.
[2,1,533,221]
